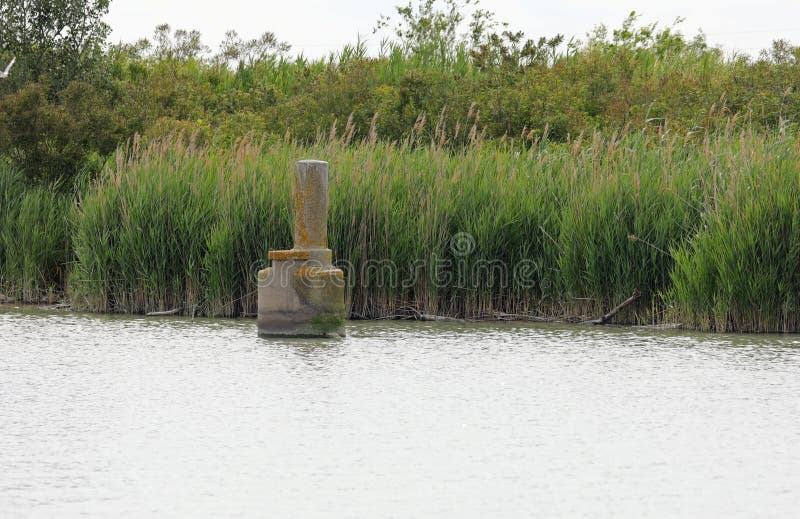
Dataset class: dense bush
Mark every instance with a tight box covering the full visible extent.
[0,82,125,184]
[1,7,799,187]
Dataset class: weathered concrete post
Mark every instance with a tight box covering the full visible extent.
[257,160,346,337]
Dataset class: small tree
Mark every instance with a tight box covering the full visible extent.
[217,30,291,67]
[0,0,111,91]
[151,24,209,61]
[374,0,500,55]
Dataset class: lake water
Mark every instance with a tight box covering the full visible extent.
[1,307,799,518]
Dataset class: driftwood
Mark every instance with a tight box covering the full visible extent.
[367,306,466,323]
[418,314,464,323]
[284,296,645,325]
[146,307,181,316]
[38,303,71,311]
[587,290,641,325]
[635,323,683,330]
[376,313,466,323]
[487,312,564,323]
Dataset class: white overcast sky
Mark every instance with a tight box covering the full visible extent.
[105,0,800,58]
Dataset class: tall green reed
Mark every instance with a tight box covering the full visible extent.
[669,132,800,331]
[37,129,800,331]
[0,160,71,301]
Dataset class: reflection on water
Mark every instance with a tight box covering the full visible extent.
[1,307,800,518]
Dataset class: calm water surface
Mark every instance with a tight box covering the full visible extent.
[1,307,799,518]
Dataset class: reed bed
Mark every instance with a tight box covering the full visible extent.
[0,160,71,301]
[669,133,800,332]
[4,131,800,331]
[68,136,292,315]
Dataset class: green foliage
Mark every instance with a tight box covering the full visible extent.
[2,7,800,188]
[3,5,800,331]
[218,29,291,66]
[557,136,704,313]
[58,131,798,329]
[669,134,800,332]
[0,158,23,287]
[86,13,799,152]
[0,82,124,185]
[5,130,800,331]
[69,137,292,316]
[375,0,498,55]
[0,159,71,301]
[0,0,110,92]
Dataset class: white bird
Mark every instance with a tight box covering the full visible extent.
[0,57,16,78]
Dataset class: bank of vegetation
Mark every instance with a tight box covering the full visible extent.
[1,0,800,331]
[3,131,800,332]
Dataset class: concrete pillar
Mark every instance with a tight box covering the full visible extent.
[257,160,346,338]
[293,160,328,249]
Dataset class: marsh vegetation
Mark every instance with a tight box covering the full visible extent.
[1,1,800,331]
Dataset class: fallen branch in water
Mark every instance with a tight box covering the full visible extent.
[346,299,649,325]
[38,303,71,311]
[485,312,565,323]
[371,306,466,323]
[635,323,683,330]
[376,313,465,323]
[146,307,181,316]
[586,290,641,325]
[418,314,464,323]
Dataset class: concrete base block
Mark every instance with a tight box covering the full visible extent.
[257,251,345,338]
